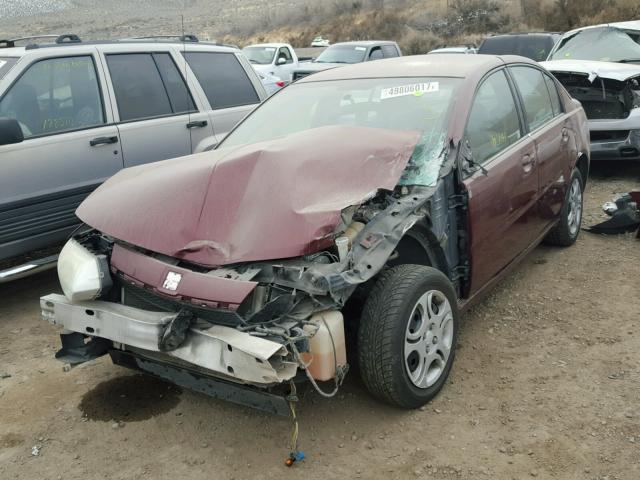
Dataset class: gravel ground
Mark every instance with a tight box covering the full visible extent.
[0,161,639,480]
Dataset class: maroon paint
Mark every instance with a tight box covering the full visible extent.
[77,125,420,267]
[111,243,257,306]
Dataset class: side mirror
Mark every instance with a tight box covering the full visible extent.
[276,57,287,65]
[0,117,24,146]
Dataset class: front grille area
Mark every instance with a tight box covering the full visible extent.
[119,280,245,327]
[590,130,630,142]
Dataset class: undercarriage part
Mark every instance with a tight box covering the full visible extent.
[55,331,110,364]
[587,192,640,235]
[109,349,292,416]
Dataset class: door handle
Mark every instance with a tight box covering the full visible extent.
[521,154,535,173]
[186,120,208,129]
[561,128,570,143]
[90,136,118,147]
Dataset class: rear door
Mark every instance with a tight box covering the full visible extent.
[183,51,262,141]
[508,65,572,224]
[462,69,542,292]
[0,51,122,260]
[102,51,214,168]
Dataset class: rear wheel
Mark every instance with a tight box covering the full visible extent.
[358,265,458,409]
[544,169,584,246]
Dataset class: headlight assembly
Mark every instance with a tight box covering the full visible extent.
[57,238,112,301]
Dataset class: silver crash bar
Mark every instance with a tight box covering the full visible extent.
[40,294,298,385]
[0,255,58,283]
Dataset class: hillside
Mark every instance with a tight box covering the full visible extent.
[0,0,638,54]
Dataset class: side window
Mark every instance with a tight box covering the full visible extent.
[152,53,196,114]
[543,73,563,117]
[183,52,260,110]
[278,47,293,64]
[368,47,384,61]
[107,53,172,122]
[509,66,555,131]
[381,45,399,58]
[0,56,104,138]
[466,70,522,165]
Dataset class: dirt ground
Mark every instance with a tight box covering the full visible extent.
[0,162,639,480]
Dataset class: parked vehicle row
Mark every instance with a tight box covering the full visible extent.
[7,19,639,414]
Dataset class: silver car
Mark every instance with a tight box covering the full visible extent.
[0,34,267,281]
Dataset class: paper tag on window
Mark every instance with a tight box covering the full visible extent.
[265,47,276,51]
[355,46,367,51]
[381,82,439,100]
[0,60,6,69]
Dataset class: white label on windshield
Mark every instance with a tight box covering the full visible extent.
[265,47,276,51]
[355,46,366,51]
[0,60,6,69]
[380,82,439,100]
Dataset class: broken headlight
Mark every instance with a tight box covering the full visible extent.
[57,238,112,301]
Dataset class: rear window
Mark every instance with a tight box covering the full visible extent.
[106,53,195,122]
[183,52,259,110]
[0,57,18,80]
[479,35,556,61]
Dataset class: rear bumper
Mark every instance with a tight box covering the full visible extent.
[40,293,297,385]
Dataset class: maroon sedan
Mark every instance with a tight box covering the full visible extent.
[41,54,589,414]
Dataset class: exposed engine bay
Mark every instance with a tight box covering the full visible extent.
[552,72,640,120]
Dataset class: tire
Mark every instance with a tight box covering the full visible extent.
[544,169,584,247]
[358,264,459,409]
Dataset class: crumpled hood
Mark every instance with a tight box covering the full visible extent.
[77,125,420,267]
[541,59,640,82]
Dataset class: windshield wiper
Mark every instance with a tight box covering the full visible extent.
[618,58,640,63]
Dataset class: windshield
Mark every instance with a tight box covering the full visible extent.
[0,57,18,80]
[221,77,461,186]
[549,26,640,63]
[315,45,367,64]
[242,46,276,65]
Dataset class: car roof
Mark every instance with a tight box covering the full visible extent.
[330,40,397,47]
[297,54,532,82]
[0,39,238,58]
[485,32,561,38]
[245,43,289,48]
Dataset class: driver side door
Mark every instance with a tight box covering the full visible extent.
[462,68,543,293]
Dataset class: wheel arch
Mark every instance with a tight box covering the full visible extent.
[388,223,451,279]
[575,152,589,188]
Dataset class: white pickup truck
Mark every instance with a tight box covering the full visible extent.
[242,43,303,83]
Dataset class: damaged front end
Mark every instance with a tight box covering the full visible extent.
[41,77,467,415]
[41,179,459,414]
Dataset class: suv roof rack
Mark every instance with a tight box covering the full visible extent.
[130,34,200,43]
[0,34,81,49]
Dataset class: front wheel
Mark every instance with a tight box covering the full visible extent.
[358,265,459,409]
[544,168,584,246]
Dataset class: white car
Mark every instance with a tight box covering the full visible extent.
[242,43,300,83]
[541,21,640,161]
[311,36,330,47]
